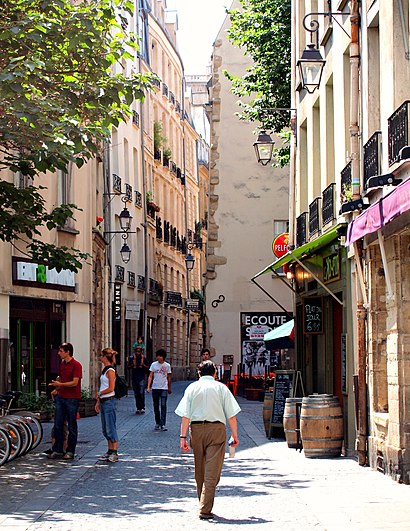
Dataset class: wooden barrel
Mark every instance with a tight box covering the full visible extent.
[283,398,303,449]
[262,392,273,437]
[300,395,343,458]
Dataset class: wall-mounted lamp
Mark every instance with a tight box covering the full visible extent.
[119,206,133,232]
[104,195,134,264]
[253,130,275,166]
[185,253,195,271]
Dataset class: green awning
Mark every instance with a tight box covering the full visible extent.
[252,224,344,280]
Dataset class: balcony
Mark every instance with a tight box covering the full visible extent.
[170,226,177,247]
[176,101,181,114]
[112,173,122,194]
[152,75,161,89]
[363,131,382,190]
[169,161,177,174]
[169,91,175,105]
[388,100,410,166]
[156,217,163,240]
[164,221,170,244]
[137,275,145,290]
[128,272,136,288]
[147,201,160,219]
[115,265,125,283]
[165,291,183,307]
[340,162,352,203]
[309,198,321,237]
[124,183,132,202]
[154,149,162,161]
[132,110,140,127]
[135,191,142,208]
[296,212,307,247]
[162,83,169,98]
[322,183,335,225]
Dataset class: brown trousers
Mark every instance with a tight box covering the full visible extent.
[190,422,226,515]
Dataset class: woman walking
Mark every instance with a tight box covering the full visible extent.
[95,348,119,463]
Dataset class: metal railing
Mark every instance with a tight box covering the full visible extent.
[132,110,140,127]
[135,191,142,208]
[162,83,169,97]
[309,198,321,237]
[137,275,145,290]
[128,272,136,288]
[340,161,352,201]
[363,131,382,189]
[115,265,125,283]
[169,92,175,105]
[112,173,122,194]
[296,212,307,247]
[322,183,335,226]
[124,183,132,202]
[388,100,410,166]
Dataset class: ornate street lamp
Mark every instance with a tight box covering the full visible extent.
[297,44,326,94]
[119,206,133,232]
[253,130,275,166]
[185,253,195,271]
[120,241,131,264]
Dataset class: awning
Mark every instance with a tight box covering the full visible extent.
[264,319,295,349]
[253,223,343,279]
[346,177,410,246]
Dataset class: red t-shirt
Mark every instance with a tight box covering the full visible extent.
[58,358,82,399]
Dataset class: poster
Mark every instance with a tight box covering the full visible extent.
[240,312,291,376]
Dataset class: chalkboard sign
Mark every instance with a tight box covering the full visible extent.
[303,296,323,334]
[270,370,296,429]
[341,334,347,394]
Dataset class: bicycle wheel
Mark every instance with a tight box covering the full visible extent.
[9,416,33,455]
[17,412,43,450]
[0,426,11,466]
[0,420,22,460]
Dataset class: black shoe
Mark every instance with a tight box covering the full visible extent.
[43,448,53,455]
[199,513,214,520]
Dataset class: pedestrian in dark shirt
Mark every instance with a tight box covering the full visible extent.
[48,342,82,460]
[128,346,148,414]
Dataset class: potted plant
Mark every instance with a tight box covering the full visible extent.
[78,388,97,418]
[17,393,55,422]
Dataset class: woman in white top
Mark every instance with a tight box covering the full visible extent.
[95,348,119,462]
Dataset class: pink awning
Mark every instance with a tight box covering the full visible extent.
[346,178,410,246]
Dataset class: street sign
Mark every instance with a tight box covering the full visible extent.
[186,299,200,311]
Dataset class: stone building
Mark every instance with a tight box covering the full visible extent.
[206,1,293,377]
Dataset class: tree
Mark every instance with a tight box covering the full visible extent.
[224,0,291,165]
[0,0,154,271]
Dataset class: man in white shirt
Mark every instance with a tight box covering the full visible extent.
[147,348,172,431]
[175,360,241,520]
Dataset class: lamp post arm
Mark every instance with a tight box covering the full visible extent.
[302,12,351,44]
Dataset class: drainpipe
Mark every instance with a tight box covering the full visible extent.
[350,0,368,466]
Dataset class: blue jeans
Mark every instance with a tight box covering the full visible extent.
[53,396,80,454]
[100,399,118,442]
[132,379,146,411]
[152,389,168,427]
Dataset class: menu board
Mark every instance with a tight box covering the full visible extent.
[270,370,296,428]
[303,296,323,334]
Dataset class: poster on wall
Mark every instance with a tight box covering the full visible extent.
[240,312,292,376]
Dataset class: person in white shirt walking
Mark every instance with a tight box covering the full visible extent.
[175,360,241,520]
[147,348,172,431]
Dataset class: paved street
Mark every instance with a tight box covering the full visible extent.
[0,382,409,531]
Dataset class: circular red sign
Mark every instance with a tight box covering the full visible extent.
[272,233,289,258]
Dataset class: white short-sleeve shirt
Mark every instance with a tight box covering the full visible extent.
[149,361,172,389]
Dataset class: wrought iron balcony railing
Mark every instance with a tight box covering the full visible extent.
[388,100,410,166]
[162,83,169,97]
[309,198,321,237]
[113,173,122,194]
[135,191,142,208]
[296,212,307,247]
[156,217,163,240]
[128,272,136,288]
[340,161,352,202]
[137,275,145,290]
[322,183,336,226]
[124,183,132,202]
[363,131,382,189]
[115,265,125,283]
[132,110,140,127]
[169,92,175,105]
[152,75,161,89]
[154,149,162,161]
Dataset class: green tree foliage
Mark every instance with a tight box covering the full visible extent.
[225,0,291,165]
[0,0,154,271]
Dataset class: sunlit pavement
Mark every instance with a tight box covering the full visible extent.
[0,381,409,530]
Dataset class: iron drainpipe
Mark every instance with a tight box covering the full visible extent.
[350,1,368,466]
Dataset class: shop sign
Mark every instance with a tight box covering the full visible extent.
[186,299,199,311]
[125,301,140,320]
[303,297,323,334]
[249,324,271,340]
[323,252,340,283]
[12,258,75,292]
[272,233,289,258]
[113,283,122,321]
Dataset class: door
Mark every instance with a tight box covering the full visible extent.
[12,320,47,394]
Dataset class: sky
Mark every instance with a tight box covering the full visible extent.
[167,0,233,75]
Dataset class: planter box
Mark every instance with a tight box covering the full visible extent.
[78,398,97,418]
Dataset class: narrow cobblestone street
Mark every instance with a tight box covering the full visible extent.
[0,382,409,531]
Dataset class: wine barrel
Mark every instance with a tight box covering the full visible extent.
[283,398,303,449]
[262,391,273,437]
[300,395,343,458]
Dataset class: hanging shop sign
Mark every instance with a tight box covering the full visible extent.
[303,296,323,334]
[272,233,289,258]
[323,251,340,284]
[12,258,75,292]
[125,301,140,320]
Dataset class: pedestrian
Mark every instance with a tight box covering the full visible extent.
[95,348,119,463]
[128,345,148,414]
[146,348,172,431]
[48,342,82,460]
[201,347,211,361]
[175,360,240,520]
[132,335,145,351]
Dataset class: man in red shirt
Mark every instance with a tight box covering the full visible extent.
[48,343,82,460]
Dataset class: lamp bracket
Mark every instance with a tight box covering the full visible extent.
[303,11,351,47]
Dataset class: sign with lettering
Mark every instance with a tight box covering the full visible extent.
[341,334,347,394]
[323,252,340,284]
[165,291,183,306]
[113,283,122,321]
[270,370,296,427]
[125,301,140,320]
[303,297,323,334]
[272,233,289,258]
[186,299,200,311]
[12,258,75,292]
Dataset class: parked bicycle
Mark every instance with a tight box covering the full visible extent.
[0,391,44,466]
